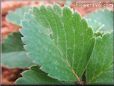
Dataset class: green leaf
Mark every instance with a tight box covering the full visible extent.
[20,5,95,82]
[6,6,30,26]
[85,9,113,33]
[86,32,113,84]
[2,32,33,68]
[2,32,24,52]
[16,66,62,84]
[2,51,33,68]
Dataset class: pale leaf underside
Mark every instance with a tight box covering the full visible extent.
[85,9,113,33]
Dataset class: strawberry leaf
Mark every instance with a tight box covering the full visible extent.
[16,66,62,84]
[85,9,113,33]
[6,6,30,26]
[2,32,24,52]
[2,32,33,68]
[6,5,113,84]
[86,32,113,84]
[20,5,95,82]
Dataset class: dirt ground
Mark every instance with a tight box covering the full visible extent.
[1,0,113,85]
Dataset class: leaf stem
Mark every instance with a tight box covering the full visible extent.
[66,61,83,84]
[71,68,82,83]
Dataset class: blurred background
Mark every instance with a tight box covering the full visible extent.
[1,0,113,85]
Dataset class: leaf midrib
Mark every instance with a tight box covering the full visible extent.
[35,6,81,81]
